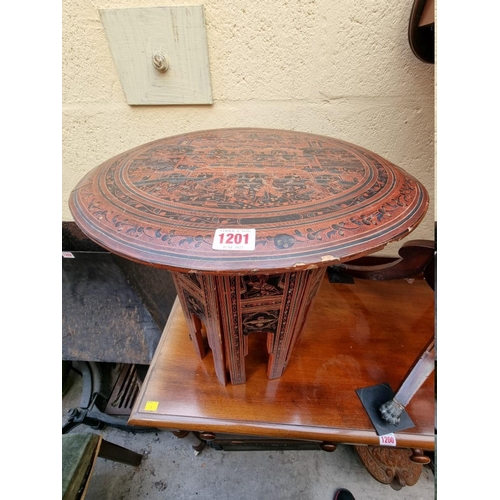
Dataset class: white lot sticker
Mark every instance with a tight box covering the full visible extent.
[62,252,75,258]
[379,433,397,446]
[212,228,256,251]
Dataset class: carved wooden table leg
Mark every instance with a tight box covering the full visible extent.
[169,430,206,453]
[173,272,228,384]
[354,446,425,489]
[409,448,431,464]
[173,267,325,385]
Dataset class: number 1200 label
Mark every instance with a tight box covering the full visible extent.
[379,433,397,446]
[212,229,256,251]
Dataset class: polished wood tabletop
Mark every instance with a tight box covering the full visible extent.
[69,128,429,274]
[129,276,435,450]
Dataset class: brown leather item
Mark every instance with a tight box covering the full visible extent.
[408,0,435,64]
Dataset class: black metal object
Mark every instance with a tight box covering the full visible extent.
[355,383,415,436]
[63,361,156,434]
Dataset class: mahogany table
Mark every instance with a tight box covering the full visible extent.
[69,128,429,386]
[128,276,435,485]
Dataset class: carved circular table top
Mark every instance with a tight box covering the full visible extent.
[69,128,429,274]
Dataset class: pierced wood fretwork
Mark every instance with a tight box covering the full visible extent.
[173,267,325,385]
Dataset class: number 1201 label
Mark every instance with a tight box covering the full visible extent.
[212,228,256,251]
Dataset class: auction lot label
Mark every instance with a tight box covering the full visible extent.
[212,228,256,251]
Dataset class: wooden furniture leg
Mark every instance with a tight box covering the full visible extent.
[172,267,325,385]
[172,272,228,384]
[62,433,142,500]
[354,445,425,490]
[98,438,143,466]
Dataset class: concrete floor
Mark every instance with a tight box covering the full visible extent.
[62,367,435,500]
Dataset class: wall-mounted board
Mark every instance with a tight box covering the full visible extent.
[100,5,213,105]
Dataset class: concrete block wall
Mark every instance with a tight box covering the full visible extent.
[62,0,435,255]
